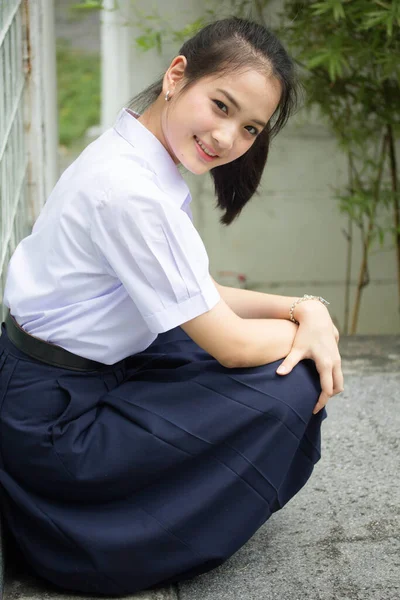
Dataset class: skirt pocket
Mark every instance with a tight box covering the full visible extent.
[0,350,6,373]
[50,374,195,503]
[0,351,17,418]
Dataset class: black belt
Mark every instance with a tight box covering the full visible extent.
[5,311,107,371]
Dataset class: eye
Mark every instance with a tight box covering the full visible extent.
[213,99,228,113]
[245,125,259,136]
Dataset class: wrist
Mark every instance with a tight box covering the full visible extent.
[290,295,330,324]
[295,300,328,318]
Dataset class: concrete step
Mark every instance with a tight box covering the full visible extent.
[2,336,400,599]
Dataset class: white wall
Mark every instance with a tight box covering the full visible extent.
[187,123,398,335]
[101,0,206,128]
[101,0,399,334]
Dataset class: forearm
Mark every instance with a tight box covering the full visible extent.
[214,278,333,324]
[236,317,299,367]
[215,282,300,320]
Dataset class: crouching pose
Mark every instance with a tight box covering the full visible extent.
[0,17,343,596]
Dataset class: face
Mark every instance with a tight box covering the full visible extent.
[158,60,282,175]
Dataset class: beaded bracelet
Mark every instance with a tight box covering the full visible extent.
[289,294,330,325]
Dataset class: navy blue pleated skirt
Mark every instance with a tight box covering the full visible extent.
[0,322,325,596]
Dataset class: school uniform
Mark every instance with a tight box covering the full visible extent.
[0,108,325,595]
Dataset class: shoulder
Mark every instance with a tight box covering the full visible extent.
[90,163,189,244]
[97,165,176,222]
[77,133,158,192]
[62,127,188,232]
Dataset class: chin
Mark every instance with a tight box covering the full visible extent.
[185,162,212,175]
[177,156,210,175]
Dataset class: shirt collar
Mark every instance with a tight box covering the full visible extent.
[113,108,190,208]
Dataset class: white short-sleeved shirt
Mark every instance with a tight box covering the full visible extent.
[4,109,220,363]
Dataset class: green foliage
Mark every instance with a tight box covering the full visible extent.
[56,41,100,147]
[70,0,272,52]
[282,0,400,84]
[71,0,103,10]
[128,1,259,54]
[280,0,400,331]
[131,0,273,52]
[280,0,400,234]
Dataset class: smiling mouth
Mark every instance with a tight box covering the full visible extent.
[194,136,219,158]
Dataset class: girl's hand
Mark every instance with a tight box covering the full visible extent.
[276,302,344,414]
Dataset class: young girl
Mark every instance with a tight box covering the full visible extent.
[0,17,343,596]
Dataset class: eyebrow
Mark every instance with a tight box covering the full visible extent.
[216,88,267,128]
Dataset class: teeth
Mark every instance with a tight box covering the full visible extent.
[195,136,217,157]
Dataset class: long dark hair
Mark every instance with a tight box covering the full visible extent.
[129,17,299,225]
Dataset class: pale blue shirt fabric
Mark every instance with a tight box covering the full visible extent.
[4,109,220,364]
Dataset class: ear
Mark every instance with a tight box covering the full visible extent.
[163,55,187,96]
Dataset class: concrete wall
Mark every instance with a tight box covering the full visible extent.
[186,123,398,335]
[97,0,399,335]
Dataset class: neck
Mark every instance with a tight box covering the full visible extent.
[137,97,179,165]
[138,99,163,144]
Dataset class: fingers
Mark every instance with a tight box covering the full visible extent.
[313,357,344,414]
[275,347,344,416]
[276,348,303,375]
[313,392,330,415]
[313,359,333,414]
[334,326,340,343]
[332,360,344,395]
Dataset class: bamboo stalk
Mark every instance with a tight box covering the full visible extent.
[343,214,353,335]
[350,132,388,334]
[343,151,354,335]
[387,123,400,318]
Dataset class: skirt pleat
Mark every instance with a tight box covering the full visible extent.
[0,324,325,595]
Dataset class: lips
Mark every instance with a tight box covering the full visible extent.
[194,135,219,158]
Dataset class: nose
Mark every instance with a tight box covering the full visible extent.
[212,124,236,153]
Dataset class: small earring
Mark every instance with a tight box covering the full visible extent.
[165,90,171,102]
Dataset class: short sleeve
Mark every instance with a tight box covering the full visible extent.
[90,180,220,333]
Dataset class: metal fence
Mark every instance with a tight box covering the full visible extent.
[0,0,57,319]
[0,0,31,319]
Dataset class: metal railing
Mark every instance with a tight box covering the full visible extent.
[0,0,57,319]
[0,0,30,319]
